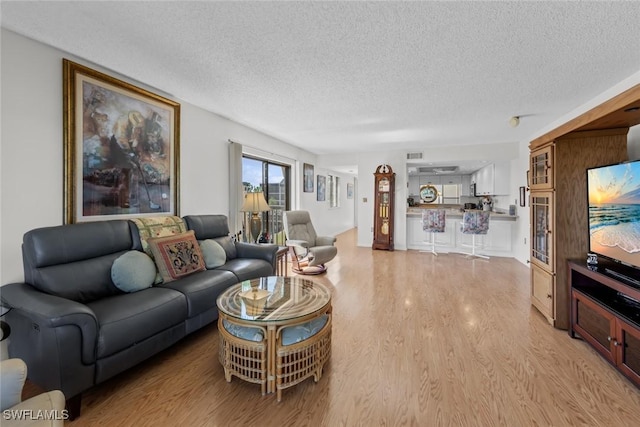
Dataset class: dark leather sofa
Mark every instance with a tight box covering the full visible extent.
[0,214,277,418]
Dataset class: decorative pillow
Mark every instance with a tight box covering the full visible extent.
[111,251,157,292]
[200,239,227,269]
[222,319,264,342]
[281,314,329,346]
[130,216,187,257]
[131,216,187,284]
[147,230,206,282]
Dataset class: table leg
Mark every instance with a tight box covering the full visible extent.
[267,324,276,394]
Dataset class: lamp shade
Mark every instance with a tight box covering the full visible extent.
[241,191,271,213]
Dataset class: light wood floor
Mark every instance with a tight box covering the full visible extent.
[59,228,640,426]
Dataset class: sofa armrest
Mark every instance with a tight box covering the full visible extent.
[285,239,310,249]
[234,242,278,266]
[315,236,336,246]
[1,283,98,365]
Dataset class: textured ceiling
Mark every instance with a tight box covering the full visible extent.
[2,1,640,165]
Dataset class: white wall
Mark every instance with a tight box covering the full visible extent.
[512,140,531,266]
[0,30,355,284]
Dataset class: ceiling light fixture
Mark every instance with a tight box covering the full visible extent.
[509,116,520,128]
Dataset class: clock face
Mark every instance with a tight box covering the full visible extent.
[419,185,438,203]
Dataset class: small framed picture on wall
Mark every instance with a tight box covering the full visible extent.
[303,163,314,193]
[317,175,326,201]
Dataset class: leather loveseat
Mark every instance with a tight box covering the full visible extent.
[0,214,277,418]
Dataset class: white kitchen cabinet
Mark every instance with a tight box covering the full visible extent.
[408,215,457,249]
[493,161,511,196]
[484,221,513,251]
[475,164,495,195]
[473,163,511,196]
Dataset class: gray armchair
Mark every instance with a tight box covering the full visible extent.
[282,210,337,274]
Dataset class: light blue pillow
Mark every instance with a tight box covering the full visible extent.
[281,314,329,346]
[111,251,157,292]
[200,239,227,269]
[222,319,264,342]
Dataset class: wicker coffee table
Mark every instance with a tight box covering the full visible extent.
[217,276,332,401]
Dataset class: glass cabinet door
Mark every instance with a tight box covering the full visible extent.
[531,191,554,271]
[530,146,553,189]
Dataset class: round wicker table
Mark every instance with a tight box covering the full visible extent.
[216,276,332,401]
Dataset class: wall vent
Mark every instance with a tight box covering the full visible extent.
[418,166,459,173]
[407,152,423,160]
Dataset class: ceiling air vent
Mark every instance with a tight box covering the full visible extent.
[406,152,423,160]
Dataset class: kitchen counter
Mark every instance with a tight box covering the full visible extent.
[406,211,515,256]
[406,207,517,221]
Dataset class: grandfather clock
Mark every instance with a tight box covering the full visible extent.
[372,164,395,251]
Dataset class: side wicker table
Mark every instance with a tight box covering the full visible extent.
[217,276,332,401]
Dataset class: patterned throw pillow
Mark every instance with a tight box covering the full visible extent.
[131,216,188,284]
[130,216,187,257]
[147,230,206,282]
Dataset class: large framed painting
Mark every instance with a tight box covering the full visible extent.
[317,175,326,201]
[303,163,314,193]
[63,59,180,224]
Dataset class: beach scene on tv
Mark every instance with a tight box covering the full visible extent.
[588,161,640,268]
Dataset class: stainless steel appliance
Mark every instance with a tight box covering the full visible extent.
[470,183,477,197]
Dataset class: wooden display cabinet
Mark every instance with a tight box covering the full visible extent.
[372,164,395,251]
[528,130,628,329]
[529,145,554,190]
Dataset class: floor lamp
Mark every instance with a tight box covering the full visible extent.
[241,191,271,243]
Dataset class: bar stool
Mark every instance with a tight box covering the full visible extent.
[459,211,490,259]
[420,209,446,256]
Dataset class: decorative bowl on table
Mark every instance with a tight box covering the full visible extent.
[240,288,270,316]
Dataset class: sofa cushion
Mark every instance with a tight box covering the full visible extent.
[281,314,329,346]
[22,220,133,303]
[217,258,274,282]
[200,239,227,269]
[147,231,206,283]
[159,269,237,318]
[222,319,264,342]
[87,287,187,359]
[111,251,156,292]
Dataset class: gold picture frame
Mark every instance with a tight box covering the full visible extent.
[63,59,180,223]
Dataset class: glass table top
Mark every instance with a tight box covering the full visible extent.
[216,276,331,322]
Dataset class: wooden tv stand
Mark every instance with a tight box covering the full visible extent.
[569,260,640,388]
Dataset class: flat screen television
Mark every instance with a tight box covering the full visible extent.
[587,159,640,280]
